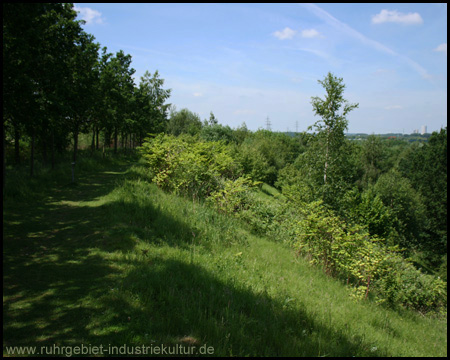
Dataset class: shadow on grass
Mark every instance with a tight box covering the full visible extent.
[101,257,382,357]
[3,163,384,357]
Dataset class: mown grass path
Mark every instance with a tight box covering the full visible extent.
[3,162,131,354]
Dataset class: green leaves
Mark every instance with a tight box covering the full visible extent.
[289,196,445,312]
[139,134,241,199]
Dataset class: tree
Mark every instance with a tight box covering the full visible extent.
[134,70,171,143]
[360,134,384,187]
[66,31,100,163]
[373,169,426,251]
[166,108,203,136]
[3,3,88,177]
[299,73,359,207]
[310,72,359,185]
[398,128,447,261]
[97,49,135,152]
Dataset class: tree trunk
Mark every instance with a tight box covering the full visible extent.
[42,135,48,166]
[96,128,99,150]
[3,121,6,190]
[324,127,330,184]
[73,125,79,163]
[51,129,55,169]
[30,130,35,178]
[114,128,118,153]
[14,126,20,165]
[91,126,96,153]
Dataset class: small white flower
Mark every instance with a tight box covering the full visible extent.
[371,346,377,352]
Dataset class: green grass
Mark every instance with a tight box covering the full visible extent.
[3,154,447,357]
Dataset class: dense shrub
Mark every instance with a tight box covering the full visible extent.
[290,197,446,313]
[139,134,241,199]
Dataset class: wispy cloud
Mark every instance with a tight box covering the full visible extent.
[301,29,322,38]
[434,43,447,55]
[273,27,296,40]
[74,5,105,25]
[301,4,430,80]
[372,10,423,25]
[384,105,403,110]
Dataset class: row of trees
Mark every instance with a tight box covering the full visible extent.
[3,3,171,185]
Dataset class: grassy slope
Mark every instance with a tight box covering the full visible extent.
[3,156,447,357]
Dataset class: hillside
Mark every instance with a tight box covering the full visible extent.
[3,154,447,357]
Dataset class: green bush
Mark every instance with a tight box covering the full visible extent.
[139,134,241,199]
[289,197,446,313]
[374,255,447,313]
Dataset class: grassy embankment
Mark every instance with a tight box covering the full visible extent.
[3,151,447,357]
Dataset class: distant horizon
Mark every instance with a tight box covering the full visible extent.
[74,3,447,134]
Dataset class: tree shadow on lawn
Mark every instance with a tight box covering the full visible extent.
[3,166,134,350]
[3,167,208,352]
[94,257,383,357]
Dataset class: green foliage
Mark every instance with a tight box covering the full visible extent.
[309,72,358,188]
[200,123,235,144]
[207,176,258,214]
[398,128,447,258]
[373,169,426,250]
[293,200,385,299]
[353,188,395,241]
[139,134,241,199]
[360,134,384,187]
[374,255,447,313]
[235,130,301,186]
[166,107,203,136]
[290,198,446,313]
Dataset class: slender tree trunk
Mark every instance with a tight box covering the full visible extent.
[91,126,96,153]
[96,128,99,150]
[114,128,118,153]
[324,127,330,184]
[51,129,55,170]
[30,129,35,177]
[3,121,6,190]
[324,145,328,184]
[42,135,48,166]
[73,125,79,163]
[14,126,20,165]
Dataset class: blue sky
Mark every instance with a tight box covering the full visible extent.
[74,3,447,134]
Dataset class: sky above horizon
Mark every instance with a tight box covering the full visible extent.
[74,3,447,134]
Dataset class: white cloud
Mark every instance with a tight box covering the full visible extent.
[384,105,403,110]
[193,92,203,97]
[434,43,447,55]
[273,27,296,40]
[301,29,321,38]
[74,6,104,25]
[372,10,423,25]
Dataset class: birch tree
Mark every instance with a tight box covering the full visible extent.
[310,72,359,185]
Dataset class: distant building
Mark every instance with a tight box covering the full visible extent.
[421,125,427,135]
